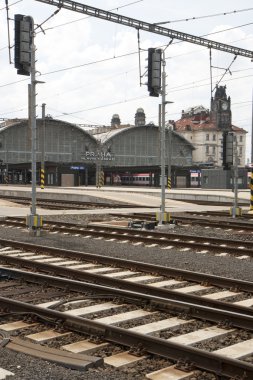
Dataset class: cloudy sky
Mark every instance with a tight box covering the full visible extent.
[1,0,253,162]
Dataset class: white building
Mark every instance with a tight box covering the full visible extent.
[174,86,247,167]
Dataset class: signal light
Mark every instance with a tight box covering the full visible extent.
[147,48,162,97]
[222,131,234,170]
[14,14,32,76]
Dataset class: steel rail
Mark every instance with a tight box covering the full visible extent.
[1,259,253,328]
[0,238,252,292]
[87,222,253,248]
[6,216,253,241]
[111,212,253,230]
[0,196,135,209]
[1,219,253,255]
[1,294,253,378]
[21,217,253,248]
[34,0,253,59]
[195,210,253,219]
[173,215,253,230]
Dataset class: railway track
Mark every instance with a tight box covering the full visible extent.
[0,239,253,310]
[1,217,253,258]
[110,211,253,231]
[0,195,140,210]
[1,258,253,379]
[192,210,253,219]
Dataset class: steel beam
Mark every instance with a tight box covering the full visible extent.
[35,0,253,59]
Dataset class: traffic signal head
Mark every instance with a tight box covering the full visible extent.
[222,131,234,170]
[147,48,162,97]
[14,14,33,76]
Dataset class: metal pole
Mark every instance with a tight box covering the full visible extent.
[96,140,101,188]
[4,137,9,185]
[250,89,253,212]
[159,50,166,224]
[41,103,46,189]
[158,104,161,189]
[30,18,36,217]
[5,150,8,184]
[167,124,172,190]
[26,16,42,235]
[232,136,238,218]
[251,88,253,165]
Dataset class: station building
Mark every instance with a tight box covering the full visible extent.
[0,109,195,187]
[0,86,248,188]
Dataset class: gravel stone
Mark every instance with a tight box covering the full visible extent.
[0,213,252,379]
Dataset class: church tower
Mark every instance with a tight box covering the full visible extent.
[210,85,232,130]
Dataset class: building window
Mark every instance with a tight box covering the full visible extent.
[206,145,209,154]
[212,146,215,154]
[239,135,243,142]
[239,147,242,156]
[212,134,216,141]
[206,134,209,141]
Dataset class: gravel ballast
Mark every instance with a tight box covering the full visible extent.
[0,213,252,379]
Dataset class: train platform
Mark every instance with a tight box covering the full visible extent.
[0,185,251,218]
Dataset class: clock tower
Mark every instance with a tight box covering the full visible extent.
[211,85,232,130]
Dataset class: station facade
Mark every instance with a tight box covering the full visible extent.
[0,85,248,189]
[0,113,196,188]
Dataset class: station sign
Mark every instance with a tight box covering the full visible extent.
[70,166,85,170]
[81,151,115,161]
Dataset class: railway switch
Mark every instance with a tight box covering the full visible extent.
[128,220,158,230]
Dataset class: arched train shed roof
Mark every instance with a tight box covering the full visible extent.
[93,124,195,150]
[0,118,98,164]
[93,124,194,167]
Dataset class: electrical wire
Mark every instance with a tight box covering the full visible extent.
[41,90,253,121]
[37,0,144,33]
[167,74,253,94]
[0,0,22,11]
[154,7,253,25]
[41,50,138,76]
[1,21,252,88]
[52,95,149,118]
[1,5,252,122]
[40,67,253,109]
[1,70,252,119]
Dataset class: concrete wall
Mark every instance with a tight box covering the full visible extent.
[201,168,248,189]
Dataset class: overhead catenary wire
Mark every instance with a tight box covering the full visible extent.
[1,3,253,131]
[25,5,253,33]
[153,7,253,25]
[40,79,253,119]
[1,21,252,87]
[1,70,253,119]
[0,0,22,11]
[35,0,144,33]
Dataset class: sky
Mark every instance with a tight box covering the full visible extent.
[1,0,253,162]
